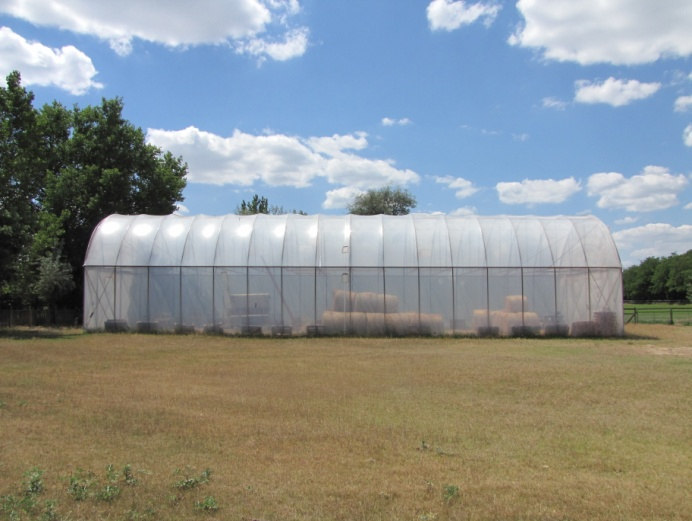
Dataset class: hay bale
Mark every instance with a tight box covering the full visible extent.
[594,310,618,336]
[366,312,386,335]
[354,292,384,313]
[472,309,490,329]
[420,313,444,335]
[332,290,355,312]
[385,313,408,336]
[504,295,527,313]
[350,312,367,335]
[570,321,597,337]
[322,310,344,334]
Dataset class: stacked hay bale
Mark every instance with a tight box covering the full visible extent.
[472,295,541,336]
[322,289,444,335]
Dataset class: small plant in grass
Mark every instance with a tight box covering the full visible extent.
[24,467,44,496]
[122,464,138,486]
[97,465,121,502]
[442,484,459,504]
[194,495,219,513]
[173,467,212,490]
[67,469,94,501]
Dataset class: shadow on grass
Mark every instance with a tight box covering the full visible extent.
[0,327,83,340]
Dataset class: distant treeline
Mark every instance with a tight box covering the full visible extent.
[623,250,691,301]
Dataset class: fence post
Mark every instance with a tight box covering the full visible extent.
[669,308,674,325]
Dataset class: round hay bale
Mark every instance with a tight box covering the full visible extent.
[420,313,444,335]
[385,313,407,336]
[350,312,367,335]
[366,312,386,335]
[322,310,347,334]
[505,295,527,313]
[354,292,383,313]
[384,294,399,313]
[332,290,354,312]
[472,309,489,329]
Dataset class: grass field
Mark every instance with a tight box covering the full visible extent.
[1,325,690,521]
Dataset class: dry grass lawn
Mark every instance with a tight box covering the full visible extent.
[0,324,690,520]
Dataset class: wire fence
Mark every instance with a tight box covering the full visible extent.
[623,306,692,325]
[0,308,81,328]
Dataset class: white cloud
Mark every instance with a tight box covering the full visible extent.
[574,77,661,107]
[510,0,692,65]
[426,0,500,31]
[613,223,692,266]
[542,97,568,110]
[496,177,581,205]
[685,202,692,210]
[382,117,412,127]
[234,27,308,62]
[0,0,307,61]
[434,175,478,199]
[684,124,692,147]
[449,206,477,216]
[674,95,692,112]
[322,186,363,210]
[587,166,688,211]
[146,126,419,192]
[0,26,102,94]
[614,216,638,225]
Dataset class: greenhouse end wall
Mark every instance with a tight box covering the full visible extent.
[83,214,624,337]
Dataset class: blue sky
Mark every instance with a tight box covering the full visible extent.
[1,0,690,266]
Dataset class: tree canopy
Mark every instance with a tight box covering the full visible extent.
[623,250,691,301]
[235,194,307,215]
[347,186,416,215]
[0,71,187,312]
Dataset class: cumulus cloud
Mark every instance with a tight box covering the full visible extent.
[322,186,363,210]
[234,26,308,62]
[426,0,500,31]
[674,95,692,112]
[587,166,688,211]
[0,26,102,94]
[684,124,692,147]
[434,176,479,199]
[613,223,692,266]
[496,177,581,205]
[381,117,412,127]
[449,206,477,216]
[574,77,661,107]
[146,126,419,201]
[510,0,692,65]
[0,0,307,61]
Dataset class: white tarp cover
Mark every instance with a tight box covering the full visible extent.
[84,214,623,336]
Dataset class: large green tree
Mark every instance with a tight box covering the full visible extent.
[0,71,45,300]
[347,186,416,215]
[623,250,692,301]
[0,72,188,312]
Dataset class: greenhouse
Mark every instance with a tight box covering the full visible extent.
[83,213,623,337]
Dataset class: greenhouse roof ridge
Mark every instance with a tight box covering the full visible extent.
[84,213,621,269]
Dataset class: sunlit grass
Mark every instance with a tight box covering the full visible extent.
[1,324,690,520]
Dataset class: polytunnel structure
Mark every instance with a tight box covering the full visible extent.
[83,213,623,337]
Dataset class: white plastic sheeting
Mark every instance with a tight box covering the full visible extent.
[83,214,623,336]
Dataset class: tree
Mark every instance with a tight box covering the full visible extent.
[0,72,188,309]
[235,194,307,215]
[0,72,45,303]
[41,97,187,306]
[347,186,416,215]
[622,250,692,301]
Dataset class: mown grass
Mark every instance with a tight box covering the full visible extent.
[0,324,690,520]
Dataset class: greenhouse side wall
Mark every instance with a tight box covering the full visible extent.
[84,265,623,337]
[83,214,624,337]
